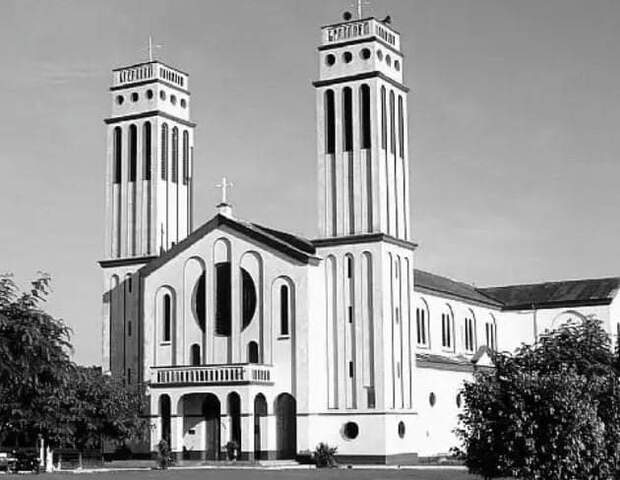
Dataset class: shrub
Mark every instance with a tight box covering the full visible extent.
[157,439,171,469]
[454,318,620,480]
[225,440,239,461]
[313,442,337,468]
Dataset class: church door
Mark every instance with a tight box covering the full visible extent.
[202,394,220,460]
[275,393,297,459]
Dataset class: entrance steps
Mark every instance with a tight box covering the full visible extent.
[258,459,301,468]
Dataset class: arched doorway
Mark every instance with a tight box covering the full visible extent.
[254,394,268,460]
[227,392,241,455]
[159,394,171,444]
[275,393,297,459]
[248,341,259,363]
[202,394,221,460]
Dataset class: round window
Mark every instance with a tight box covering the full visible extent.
[360,48,371,60]
[377,50,383,61]
[325,54,336,66]
[343,51,353,63]
[429,392,436,407]
[160,90,166,101]
[116,95,124,105]
[180,98,187,108]
[131,92,139,102]
[343,421,359,440]
[398,421,405,438]
[170,94,177,105]
[395,60,401,71]
[386,54,392,67]
[146,89,154,100]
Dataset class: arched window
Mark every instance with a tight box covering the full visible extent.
[416,302,429,347]
[182,130,189,185]
[163,293,171,342]
[389,90,395,153]
[191,343,201,365]
[485,316,497,351]
[325,90,335,154]
[113,126,122,184]
[464,313,476,353]
[441,308,453,350]
[280,284,289,336]
[241,268,257,330]
[171,127,178,183]
[360,84,371,149]
[161,123,168,180]
[343,87,353,151]
[215,262,232,336]
[380,86,387,150]
[398,95,404,158]
[248,341,259,363]
[143,122,152,180]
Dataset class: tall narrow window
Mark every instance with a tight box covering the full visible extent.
[171,127,178,183]
[360,84,371,149]
[389,91,395,153]
[143,122,152,180]
[215,262,232,336]
[182,130,189,184]
[191,343,201,365]
[343,87,353,151]
[441,311,452,349]
[163,293,171,342]
[416,307,427,346]
[325,90,335,154]
[464,315,475,352]
[161,124,168,180]
[280,285,289,336]
[381,86,387,150]
[486,319,497,351]
[128,124,137,182]
[398,96,404,158]
[113,127,122,184]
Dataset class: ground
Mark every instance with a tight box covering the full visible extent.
[34,468,487,480]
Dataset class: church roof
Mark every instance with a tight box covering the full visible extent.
[414,269,504,308]
[479,277,620,310]
[140,214,318,277]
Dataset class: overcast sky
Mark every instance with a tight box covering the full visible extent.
[1,0,620,366]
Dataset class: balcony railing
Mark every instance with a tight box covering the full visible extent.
[150,363,273,386]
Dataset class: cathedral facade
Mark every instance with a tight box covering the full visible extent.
[99,13,620,463]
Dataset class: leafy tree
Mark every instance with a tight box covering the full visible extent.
[0,273,149,462]
[454,318,620,480]
[0,273,75,447]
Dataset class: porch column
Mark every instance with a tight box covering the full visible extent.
[171,395,184,457]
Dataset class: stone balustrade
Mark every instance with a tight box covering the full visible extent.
[150,363,273,386]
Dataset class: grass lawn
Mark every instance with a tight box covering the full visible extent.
[31,468,486,480]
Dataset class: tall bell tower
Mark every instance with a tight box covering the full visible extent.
[312,11,417,425]
[103,60,196,260]
[314,13,410,240]
[100,57,196,375]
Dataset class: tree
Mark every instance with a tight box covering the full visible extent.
[454,318,620,480]
[0,273,149,463]
[0,273,75,447]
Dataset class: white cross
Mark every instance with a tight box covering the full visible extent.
[216,177,233,204]
[148,36,163,62]
[352,0,371,19]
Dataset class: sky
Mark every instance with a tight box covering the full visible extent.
[1,0,620,366]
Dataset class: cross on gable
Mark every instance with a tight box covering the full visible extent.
[216,176,233,205]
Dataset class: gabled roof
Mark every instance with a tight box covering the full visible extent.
[140,214,318,277]
[479,277,620,310]
[414,269,503,308]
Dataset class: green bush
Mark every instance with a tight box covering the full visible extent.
[454,318,620,480]
[313,442,337,468]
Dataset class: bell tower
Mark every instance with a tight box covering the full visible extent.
[314,13,410,240]
[100,57,196,376]
[103,59,196,261]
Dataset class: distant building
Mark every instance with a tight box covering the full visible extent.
[99,11,620,463]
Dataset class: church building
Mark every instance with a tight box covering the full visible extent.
[98,10,620,464]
